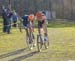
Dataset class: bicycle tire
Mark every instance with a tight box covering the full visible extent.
[37,35,43,52]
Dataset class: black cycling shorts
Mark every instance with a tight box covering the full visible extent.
[38,20,45,28]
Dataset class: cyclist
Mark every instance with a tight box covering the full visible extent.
[22,14,35,49]
[36,11,48,48]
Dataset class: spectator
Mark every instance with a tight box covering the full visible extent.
[2,6,7,33]
[6,9,13,34]
[12,10,18,27]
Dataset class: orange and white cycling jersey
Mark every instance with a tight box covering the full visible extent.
[28,14,35,22]
[36,12,46,21]
[36,12,43,20]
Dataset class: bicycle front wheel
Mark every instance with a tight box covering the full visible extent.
[37,35,43,52]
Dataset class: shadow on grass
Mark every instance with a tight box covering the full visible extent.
[0,48,27,59]
[9,51,39,61]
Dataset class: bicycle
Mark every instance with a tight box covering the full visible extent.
[37,27,49,52]
[25,21,35,50]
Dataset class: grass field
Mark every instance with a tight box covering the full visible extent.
[0,19,75,61]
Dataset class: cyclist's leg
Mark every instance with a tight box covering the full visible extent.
[24,26,29,37]
[24,27,29,47]
[42,21,48,41]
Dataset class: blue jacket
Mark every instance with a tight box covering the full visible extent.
[13,15,18,21]
[22,15,29,26]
